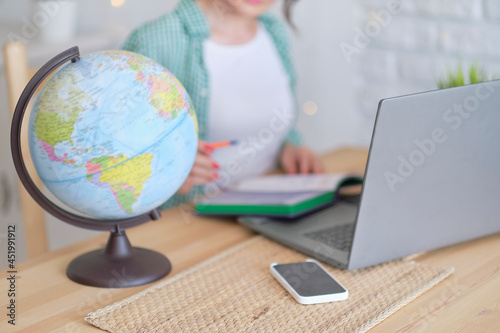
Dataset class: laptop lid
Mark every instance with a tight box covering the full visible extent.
[348,80,500,270]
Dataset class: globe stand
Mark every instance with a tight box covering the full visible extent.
[10,46,172,288]
[67,225,171,288]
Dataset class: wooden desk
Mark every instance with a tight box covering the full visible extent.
[1,148,499,332]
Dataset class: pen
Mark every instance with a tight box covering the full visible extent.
[207,140,238,149]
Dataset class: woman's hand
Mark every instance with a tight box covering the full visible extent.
[177,140,219,195]
[280,143,325,174]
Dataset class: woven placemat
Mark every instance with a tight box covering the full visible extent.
[86,236,453,332]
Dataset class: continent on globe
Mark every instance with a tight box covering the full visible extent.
[85,153,153,214]
[28,50,198,219]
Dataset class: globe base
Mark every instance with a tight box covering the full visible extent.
[66,228,171,288]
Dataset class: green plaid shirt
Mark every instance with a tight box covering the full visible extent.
[123,0,302,209]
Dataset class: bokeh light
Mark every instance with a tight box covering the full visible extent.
[111,0,126,7]
[302,101,318,116]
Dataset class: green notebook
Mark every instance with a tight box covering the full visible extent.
[195,174,362,218]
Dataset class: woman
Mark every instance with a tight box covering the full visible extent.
[123,0,324,208]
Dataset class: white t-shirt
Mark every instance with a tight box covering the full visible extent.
[203,24,294,186]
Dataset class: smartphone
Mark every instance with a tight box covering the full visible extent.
[270,259,348,305]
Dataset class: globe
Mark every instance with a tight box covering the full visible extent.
[27,50,198,220]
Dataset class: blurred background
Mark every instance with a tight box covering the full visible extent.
[1,0,499,263]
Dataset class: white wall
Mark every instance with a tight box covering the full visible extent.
[290,1,359,152]
[350,0,500,144]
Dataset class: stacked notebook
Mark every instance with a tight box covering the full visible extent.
[195,174,362,218]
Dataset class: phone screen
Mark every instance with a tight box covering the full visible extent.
[273,261,346,297]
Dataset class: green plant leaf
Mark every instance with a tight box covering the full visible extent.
[437,63,491,89]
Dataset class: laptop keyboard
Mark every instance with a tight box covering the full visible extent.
[304,223,355,252]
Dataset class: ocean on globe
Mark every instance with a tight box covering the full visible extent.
[28,50,198,219]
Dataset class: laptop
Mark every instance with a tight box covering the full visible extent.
[239,80,500,270]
